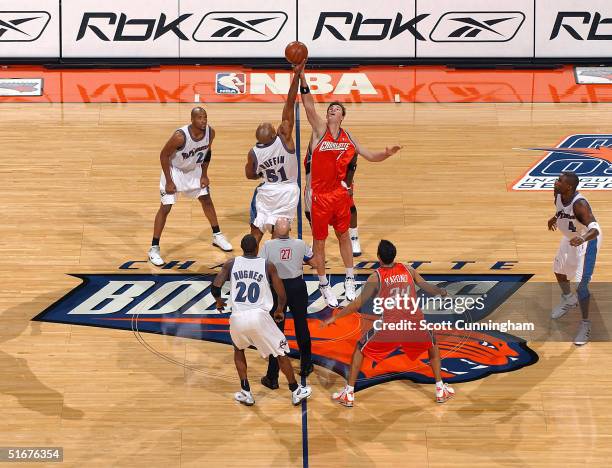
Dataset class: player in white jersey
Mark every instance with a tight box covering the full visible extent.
[246,61,304,245]
[548,172,602,345]
[211,234,312,406]
[148,107,232,266]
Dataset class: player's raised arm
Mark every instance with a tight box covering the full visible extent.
[277,61,305,147]
[160,130,185,193]
[298,67,327,138]
[408,267,448,297]
[353,136,402,162]
[245,149,260,180]
[324,273,379,325]
[570,199,600,246]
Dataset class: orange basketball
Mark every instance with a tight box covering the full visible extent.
[284,41,308,65]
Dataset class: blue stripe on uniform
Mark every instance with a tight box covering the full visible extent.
[250,182,263,224]
[581,239,598,284]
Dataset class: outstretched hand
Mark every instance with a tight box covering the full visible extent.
[293,59,306,76]
[385,145,402,157]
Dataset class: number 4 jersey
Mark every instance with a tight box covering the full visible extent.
[250,135,300,232]
[229,256,274,314]
[555,192,595,239]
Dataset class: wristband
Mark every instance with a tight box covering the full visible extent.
[300,85,311,94]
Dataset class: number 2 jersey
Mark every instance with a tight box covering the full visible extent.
[160,124,211,196]
[172,124,211,172]
[229,256,273,314]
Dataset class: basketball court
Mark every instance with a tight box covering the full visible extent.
[1,63,611,466]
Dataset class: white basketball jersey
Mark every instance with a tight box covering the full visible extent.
[555,192,589,238]
[170,125,210,172]
[230,256,273,314]
[252,136,297,185]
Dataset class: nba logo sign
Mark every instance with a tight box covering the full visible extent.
[215,73,246,94]
[513,134,612,190]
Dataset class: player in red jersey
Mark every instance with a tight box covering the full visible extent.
[323,240,455,407]
[299,69,400,307]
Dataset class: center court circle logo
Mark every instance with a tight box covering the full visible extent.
[33,272,537,389]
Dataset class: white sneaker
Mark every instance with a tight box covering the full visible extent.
[435,383,455,403]
[148,245,164,266]
[291,384,312,405]
[349,228,361,257]
[319,283,338,308]
[574,320,591,346]
[332,387,354,407]
[234,389,255,406]
[552,293,578,319]
[212,233,233,252]
[345,277,356,301]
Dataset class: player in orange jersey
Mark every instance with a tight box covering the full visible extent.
[299,68,400,307]
[323,240,455,407]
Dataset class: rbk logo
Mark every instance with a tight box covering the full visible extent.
[77,13,192,41]
[34,272,537,387]
[430,12,525,42]
[0,11,50,42]
[193,12,288,42]
[313,12,429,41]
[513,134,612,191]
[551,12,612,40]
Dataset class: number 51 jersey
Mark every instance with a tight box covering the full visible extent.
[250,136,300,232]
[252,136,297,184]
[229,256,274,314]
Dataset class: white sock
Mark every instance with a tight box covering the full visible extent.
[346,268,354,278]
[318,275,328,286]
[349,227,359,237]
[435,380,444,389]
[346,385,354,393]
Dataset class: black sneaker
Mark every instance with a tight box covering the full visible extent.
[299,363,314,377]
[261,375,279,390]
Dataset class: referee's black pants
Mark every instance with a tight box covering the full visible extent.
[267,277,312,378]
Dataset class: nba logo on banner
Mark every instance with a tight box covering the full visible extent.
[216,73,246,94]
[513,134,612,190]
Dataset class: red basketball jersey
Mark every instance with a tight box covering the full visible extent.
[308,127,356,193]
[375,263,425,325]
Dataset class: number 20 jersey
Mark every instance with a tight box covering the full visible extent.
[230,256,273,314]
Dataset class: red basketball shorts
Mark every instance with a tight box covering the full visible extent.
[311,187,351,240]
